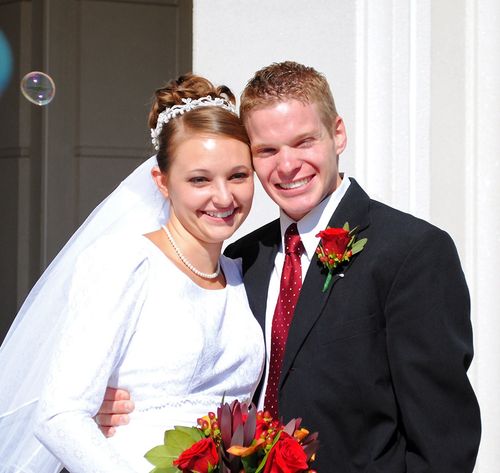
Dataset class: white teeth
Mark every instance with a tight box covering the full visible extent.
[206,209,234,218]
[279,177,310,189]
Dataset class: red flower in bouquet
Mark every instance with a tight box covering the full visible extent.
[316,222,367,292]
[173,437,218,473]
[263,433,309,473]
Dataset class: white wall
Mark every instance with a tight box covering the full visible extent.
[193,0,358,241]
[193,1,500,471]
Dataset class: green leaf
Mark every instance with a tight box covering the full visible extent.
[144,445,176,468]
[343,222,350,231]
[164,428,199,452]
[351,238,368,255]
[146,428,201,469]
[172,425,205,442]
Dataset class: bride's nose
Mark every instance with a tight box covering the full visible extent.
[212,181,233,207]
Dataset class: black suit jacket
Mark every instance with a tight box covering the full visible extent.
[226,179,480,472]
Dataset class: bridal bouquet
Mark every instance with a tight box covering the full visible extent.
[145,400,319,473]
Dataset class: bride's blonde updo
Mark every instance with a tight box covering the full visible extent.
[148,73,250,173]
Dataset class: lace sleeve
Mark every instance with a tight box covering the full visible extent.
[34,236,149,473]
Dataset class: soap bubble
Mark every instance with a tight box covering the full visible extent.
[20,71,56,106]
[0,31,13,95]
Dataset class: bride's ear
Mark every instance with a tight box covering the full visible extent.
[151,166,169,199]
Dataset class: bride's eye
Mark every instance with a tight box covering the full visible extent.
[189,176,208,185]
[230,172,249,181]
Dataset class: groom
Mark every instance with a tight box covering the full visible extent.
[98,61,481,471]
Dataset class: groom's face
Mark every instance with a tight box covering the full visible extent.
[245,99,346,221]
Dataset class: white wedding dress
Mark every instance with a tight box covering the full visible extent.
[33,233,265,473]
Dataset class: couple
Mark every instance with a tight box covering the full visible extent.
[0,61,480,472]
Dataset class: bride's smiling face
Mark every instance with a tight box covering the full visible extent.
[158,133,254,244]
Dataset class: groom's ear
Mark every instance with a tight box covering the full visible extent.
[151,166,169,199]
[331,115,347,156]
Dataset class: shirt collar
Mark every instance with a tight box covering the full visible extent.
[279,176,351,259]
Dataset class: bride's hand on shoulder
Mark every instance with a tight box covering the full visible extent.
[94,387,134,437]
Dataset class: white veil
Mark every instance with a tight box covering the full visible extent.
[0,155,169,473]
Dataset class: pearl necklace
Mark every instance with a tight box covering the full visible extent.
[162,225,221,279]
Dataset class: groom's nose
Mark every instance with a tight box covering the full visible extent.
[276,146,301,175]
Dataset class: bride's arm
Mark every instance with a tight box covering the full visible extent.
[34,236,149,473]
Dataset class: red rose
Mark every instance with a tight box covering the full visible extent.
[316,227,350,258]
[264,433,309,473]
[173,437,218,473]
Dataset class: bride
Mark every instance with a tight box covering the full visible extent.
[0,74,265,472]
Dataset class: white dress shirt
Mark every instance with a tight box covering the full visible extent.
[257,177,351,409]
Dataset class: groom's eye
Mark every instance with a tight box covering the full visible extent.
[297,137,314,148]
[254,147,276,157]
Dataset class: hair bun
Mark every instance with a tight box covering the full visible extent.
[149,73,236,129]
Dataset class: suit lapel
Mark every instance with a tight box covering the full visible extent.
[279,179,372,388]
[242,220,280,332]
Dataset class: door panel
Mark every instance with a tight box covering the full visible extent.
[0,0,192,342]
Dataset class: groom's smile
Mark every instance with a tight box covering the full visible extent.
[277,175,313,190]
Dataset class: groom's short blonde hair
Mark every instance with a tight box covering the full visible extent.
[240,61,338,130]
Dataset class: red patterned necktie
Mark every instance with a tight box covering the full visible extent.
[264,223,304,419]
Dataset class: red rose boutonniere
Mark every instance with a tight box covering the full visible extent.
[315,222,367,292]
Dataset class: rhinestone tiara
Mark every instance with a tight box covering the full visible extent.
[150,95,237,150]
